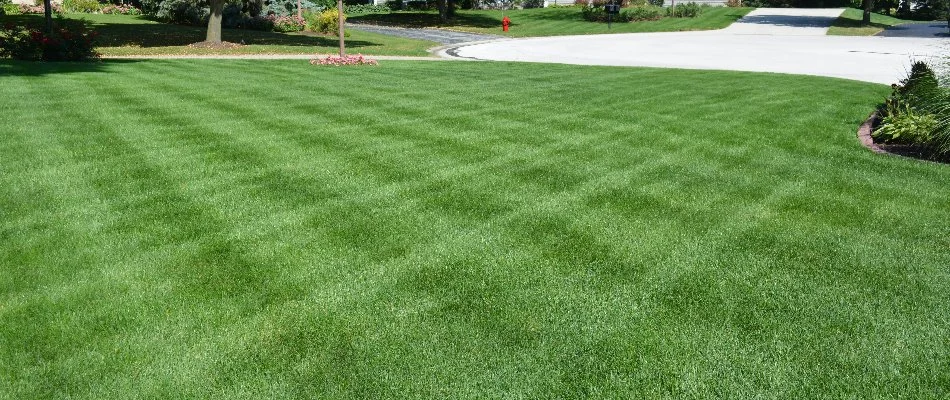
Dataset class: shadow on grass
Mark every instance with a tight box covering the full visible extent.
[830,17,893,30]
[349,11,502,28]
[0,59,142,76]
[738,14,839,28]
[1,14,384,49]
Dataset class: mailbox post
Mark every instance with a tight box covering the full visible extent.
[604,1,620,29]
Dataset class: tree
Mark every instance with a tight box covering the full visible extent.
[43,0,52,34]
[337,0,344,56]
[862,0,873,23]
[437,0,456,22]
[206,0,225,42]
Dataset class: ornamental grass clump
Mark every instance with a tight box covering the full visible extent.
[309,53,378,66]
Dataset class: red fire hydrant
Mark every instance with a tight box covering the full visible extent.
[502,16,511,32]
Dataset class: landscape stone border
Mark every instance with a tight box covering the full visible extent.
[857,111,887,154]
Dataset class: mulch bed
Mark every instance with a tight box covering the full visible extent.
[187,41,245,50]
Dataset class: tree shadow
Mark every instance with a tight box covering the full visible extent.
[738,14,839,28]
[350,11,502,28]
[1,14,383,49]
[877,22,950,37]
[831,17,892,30]
[0,59,143,76]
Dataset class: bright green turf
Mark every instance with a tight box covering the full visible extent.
[350,6,753,37]
[1,60,949,398]
[827,8,915,36]
[0,13,438,56]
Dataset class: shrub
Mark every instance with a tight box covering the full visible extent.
[343,4,390,14]
[584,4,664,22]
[385,0,402,9]
[623,5,662,20]
[0,20,100,61]
[155,0,208,25]
[101,4,143,14]
[897,61,941,109]
[262,0,316,16]
[875,60,950,160]
[268,14,305,31]
[62,0,101,13]
[243,15,274,30]
[2,3,20,15]
[647,0,663,5]
[16,3,64,14]
[668,1,701,17]
[403,0,435,10]
[724,0,741,6]
[306,7,344,34]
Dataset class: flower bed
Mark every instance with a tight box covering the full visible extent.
[310,54,378,66]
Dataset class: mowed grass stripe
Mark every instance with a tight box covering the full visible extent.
[1,60,948,398]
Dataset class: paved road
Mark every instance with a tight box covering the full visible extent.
[877,22,950,38]
[349,23,507,45]
[443,8,948,84]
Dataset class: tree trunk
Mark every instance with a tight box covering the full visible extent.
[206,0,224,43]
[337,0,345,56]
[43,0,52,34]
[447,0,455,17]
[861,0,873,24]
[438,0,448,22]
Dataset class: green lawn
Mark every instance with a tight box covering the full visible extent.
[827,8,915,36]
[0,14,437,56]
[1,60,949,398]
[350,6,754,37]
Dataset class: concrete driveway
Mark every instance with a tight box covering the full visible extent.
[443,8,948,84]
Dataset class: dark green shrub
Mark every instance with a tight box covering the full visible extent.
[623,5,662,20]
[343,4,390,14]
[404,0,434,10]
[910,0,948,20]
[647,0,663,5]
[668,2,701,17]
[898,61,941,109]
[155,0,208,25]
[262,0,316,16]
[0,19,100,61]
